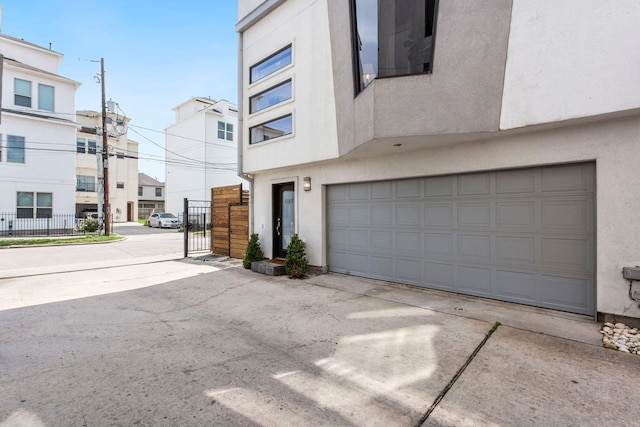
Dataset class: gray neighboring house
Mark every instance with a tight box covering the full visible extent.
[138,173,164,220]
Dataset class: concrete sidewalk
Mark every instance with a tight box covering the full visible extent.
[1,264,638,426]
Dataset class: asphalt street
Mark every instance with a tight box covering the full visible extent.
[1,223,639,426]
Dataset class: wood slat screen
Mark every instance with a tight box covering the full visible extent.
[211,184,249,258]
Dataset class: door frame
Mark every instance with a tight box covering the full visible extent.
[272,182,295,258]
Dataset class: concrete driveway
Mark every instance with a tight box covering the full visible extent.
[1,226,639,426]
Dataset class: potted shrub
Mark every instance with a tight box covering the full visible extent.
[243,233,265,269]
[285,234,308,279]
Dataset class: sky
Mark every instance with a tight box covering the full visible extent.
[0,0,239,182]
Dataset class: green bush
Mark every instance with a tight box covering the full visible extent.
[285,234,308,279]
[84,217,99,233]
[243,233,265,269]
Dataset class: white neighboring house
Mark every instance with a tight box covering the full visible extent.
[75,110,139,222]
[165,97,246,215]
[237,0,640,323]
[138,173,164,220]
[0,33,80,234]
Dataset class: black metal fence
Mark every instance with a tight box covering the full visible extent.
[182,199,211,257]
[0,213,87,238]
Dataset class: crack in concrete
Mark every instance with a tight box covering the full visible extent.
[414,321,502,427]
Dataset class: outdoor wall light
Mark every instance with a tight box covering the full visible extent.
[303,176,311,191]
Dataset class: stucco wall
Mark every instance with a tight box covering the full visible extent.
[252,115,640,318]
[501,0,640,129]
[241,0,340,173]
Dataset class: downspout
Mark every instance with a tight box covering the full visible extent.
[237,31,254,234]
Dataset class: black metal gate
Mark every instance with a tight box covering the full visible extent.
[183,198,211,257]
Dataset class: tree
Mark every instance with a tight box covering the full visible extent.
[243,233,265,269]
[285,234,308,279]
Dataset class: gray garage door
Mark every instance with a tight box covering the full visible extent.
[327,163,595,315]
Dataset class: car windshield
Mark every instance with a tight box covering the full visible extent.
[159,213,176,218]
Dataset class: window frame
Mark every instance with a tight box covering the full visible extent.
[7,135,26,163]
[14,78,32,107]
[138,186,143,197]
[76,175,96,192]
[249,114,293,145]
[250,44,292,84]
[350,0,440,94]
[38,83,55,111]
[88,140,97,155]
[217,121,234,141]
[76,138,86,153]
[155,187,162,197]
[249,79,293,114]
[17,191,53,218]
[116,182,125,189]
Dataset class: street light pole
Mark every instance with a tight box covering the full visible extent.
[100,58,111,236]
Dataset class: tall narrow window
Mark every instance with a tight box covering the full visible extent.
[17,192,34,218]
[77,138,86,153]
[351,0,438,92]
[250,80,292,113]
[14,78,32,107]
[38,84,55,111]
[36,193,53,218]
[250,45,292,83]
[88,140,97,154]
[155,188,162,197]
[138,187,143,196]
[7,135,25,163]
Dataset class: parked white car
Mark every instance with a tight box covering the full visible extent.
[148,213,180,228]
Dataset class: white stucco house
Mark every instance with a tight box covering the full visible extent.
[164,97,246,215]
[0,33,80,233]
[75,110,139,222]
[237,0,640,323]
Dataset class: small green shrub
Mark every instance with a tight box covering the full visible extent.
[243,233,265,269]
[285,234,308,279]
[84,217,99,233]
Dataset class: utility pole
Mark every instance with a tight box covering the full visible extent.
[100,58,111,236]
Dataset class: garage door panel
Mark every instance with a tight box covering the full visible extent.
[371,205,393,225]
[349,229,369,250]
[458,172,491,195]
[396,204,421,226]
[397,179,422,198]
[496,168,535,194]
[349,206,369,225]
[424,233,453,258]
[397,232,421,254]
[423,262,454,288]
[541,200,588,231]
[496,236,536,265]
[348,183,370,200]
[370,256,394,279]
[496,202,535,229]
[327,163,595,315]
[371,230,393,252]
[425,175,453,197]
[396,258,422,283]
[541,163,590,193]
[348,253,370,275]
[495,270,537,303]
[541,238,588,271]
[458,203,491,228]
[456,265,492,295]
[425,204,453,226]
[541,275,590,314]
[457,234,491,260]
[372,181,393,199]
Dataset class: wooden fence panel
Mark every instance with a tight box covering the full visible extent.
[210,184,249,258]
[230,205,249,259]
